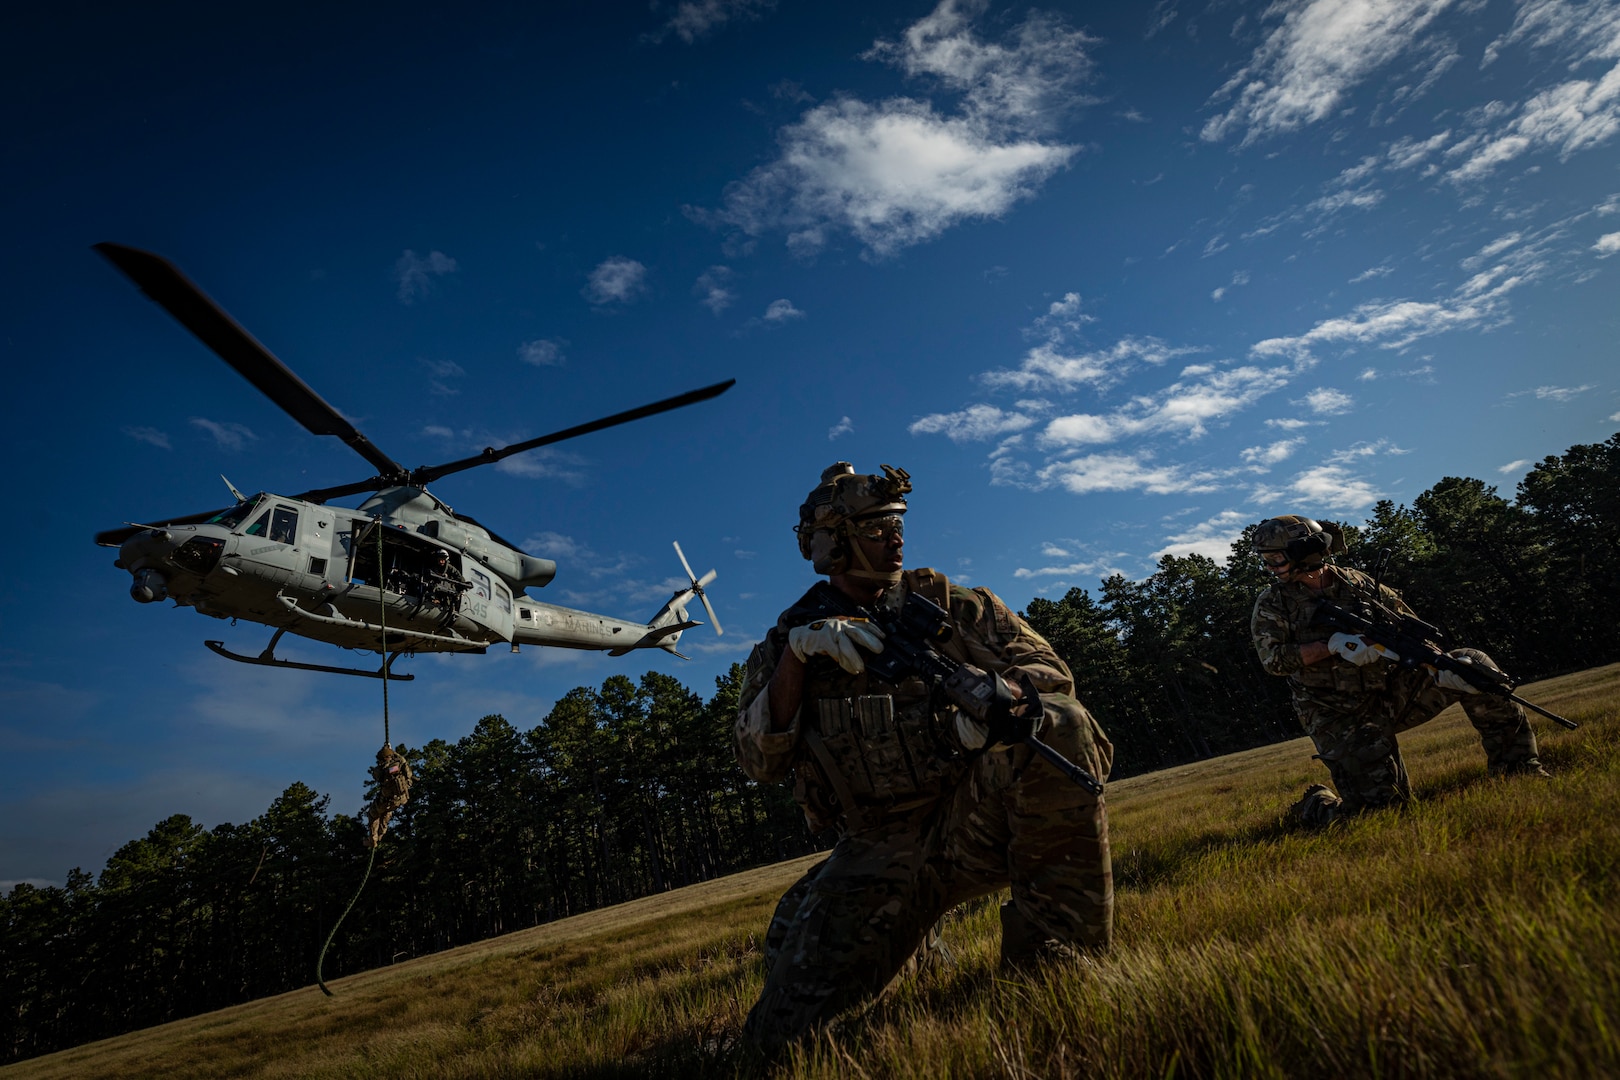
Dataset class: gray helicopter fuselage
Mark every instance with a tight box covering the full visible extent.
[114,489,695,658]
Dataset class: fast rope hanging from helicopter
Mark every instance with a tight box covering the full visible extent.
[317,521,409,997]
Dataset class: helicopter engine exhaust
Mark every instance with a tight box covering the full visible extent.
[131,568,169,603]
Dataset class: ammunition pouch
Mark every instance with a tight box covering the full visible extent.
[801,693,962,829]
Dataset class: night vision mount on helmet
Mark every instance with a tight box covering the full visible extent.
[795,462,911,580]
[1252,515,1348,572]
[94,243,732,679]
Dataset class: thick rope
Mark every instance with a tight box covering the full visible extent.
[316,519,394,997]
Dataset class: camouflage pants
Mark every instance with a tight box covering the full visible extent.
[743,708,1111,1053]
[1300,648,1540,817]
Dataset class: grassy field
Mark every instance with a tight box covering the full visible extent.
[11,664,1617,1079]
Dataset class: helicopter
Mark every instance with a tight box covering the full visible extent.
[94,242,733,681]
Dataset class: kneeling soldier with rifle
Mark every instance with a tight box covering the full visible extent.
[734,462,1114,1053]
[1249,515,1563,827]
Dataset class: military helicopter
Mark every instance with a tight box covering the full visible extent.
[94,242,732,680]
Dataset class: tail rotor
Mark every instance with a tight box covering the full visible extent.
[673,541,722,636]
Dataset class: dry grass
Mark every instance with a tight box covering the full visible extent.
[11,665,1617,1079]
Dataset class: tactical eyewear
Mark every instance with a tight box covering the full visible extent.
[1258,551,1291,568]
[849,515,904,543]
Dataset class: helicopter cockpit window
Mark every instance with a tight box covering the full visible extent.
[269,506,299,544]
[207,495,264,530]
[243,510,272,537]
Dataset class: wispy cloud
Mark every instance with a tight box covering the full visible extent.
[189,418,256,452]
[122,426,171,449]
[645,0,776,44]
[763,298,805,321]
[1150,509,1250,560]
[699,0,1097,257]
[909,403,1040,443]
[1498,458,1531,474]
[1509,383,1597,403]
[694,266,735,314]
[1202,0,1455,145]
[394,249,458,304]
[584,257,648,305]
[828,416,854,440]
[518,339,565,366]
[1595,231,1620,256]
[1303,387,1354,414]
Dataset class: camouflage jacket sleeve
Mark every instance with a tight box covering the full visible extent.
[944,584,1077,697]
[733,634,802,783]
[1250,585,1303,676]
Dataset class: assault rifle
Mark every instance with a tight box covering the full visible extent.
[833,589,1106,796]
[1309,593,1579,731]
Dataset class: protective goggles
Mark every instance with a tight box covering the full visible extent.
[848,514,904,543]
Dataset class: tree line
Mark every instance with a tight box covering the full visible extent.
[3,433,1616,1064]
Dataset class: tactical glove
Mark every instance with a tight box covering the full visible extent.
[788,618,886,675]
[1433,658,1484,694]
[945,665,1039,750]
[1327,631,1399,666]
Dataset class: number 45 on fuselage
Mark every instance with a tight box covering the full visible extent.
[94,242,729,680]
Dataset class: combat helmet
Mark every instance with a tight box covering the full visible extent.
[796,462,911,582]
[1251,514,1346,576]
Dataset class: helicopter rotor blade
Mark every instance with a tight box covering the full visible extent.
[673,541,723,636]
[411,379,736,486]
[94,242,407,481]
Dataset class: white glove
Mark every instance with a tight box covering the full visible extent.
[1327,632,1399,667]
[1434,665,1481,694]
[788,618,886,675]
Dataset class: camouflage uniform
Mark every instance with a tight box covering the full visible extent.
[365,744,414,848]
[1251,564,1541,822]
[736,567,1113,1051]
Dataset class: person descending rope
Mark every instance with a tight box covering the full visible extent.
[365,743,414,848]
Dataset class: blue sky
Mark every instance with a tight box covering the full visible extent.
[4,0,1617,887]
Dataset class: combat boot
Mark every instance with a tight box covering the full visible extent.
[1288,783,1343,828]
[998,901,1078,971]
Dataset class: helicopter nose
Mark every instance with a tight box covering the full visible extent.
[131,568,169,603]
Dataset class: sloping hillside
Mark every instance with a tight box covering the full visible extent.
[10,665,1615,1079]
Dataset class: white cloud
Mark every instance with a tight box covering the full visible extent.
[1013,557,1111,580]
[394,249,458,304]
[122,426,171,449]
[1498,458,1531,474]
[703,1,1095,257]
[1201,0,1455,145]
[1595,231,1620,256]
[649,0,775,44]
[1241,437,1306,468]
[189,418,256,452]
[1037,363,1296,447]
[1528,384,1597,402]
[1285,463,1382,510]
[828,416,854,440]
[1034,452,1222,495]
[865,0,1099,134]
[1251,285,1516,361]
[983,335,1199,392]
[519,339,565,366]
[1446,70,1620,183]
[1304,387,1354,414]
[694,266,735,314]
[1266,417,1313,430]
[1150,510,1251,561]
[763,298,805,321]
[584,257,648,305]
[1040,542,1071,557]
[909,403,1039,442]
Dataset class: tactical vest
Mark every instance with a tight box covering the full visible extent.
[773,570,969,832]
[1265,570,1391,694]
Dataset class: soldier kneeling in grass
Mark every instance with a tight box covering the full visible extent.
[1248,515,1548,827]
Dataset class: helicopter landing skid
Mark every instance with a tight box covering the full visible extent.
[204,635,416,681]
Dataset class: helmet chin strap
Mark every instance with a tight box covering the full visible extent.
[844,526,902,586]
